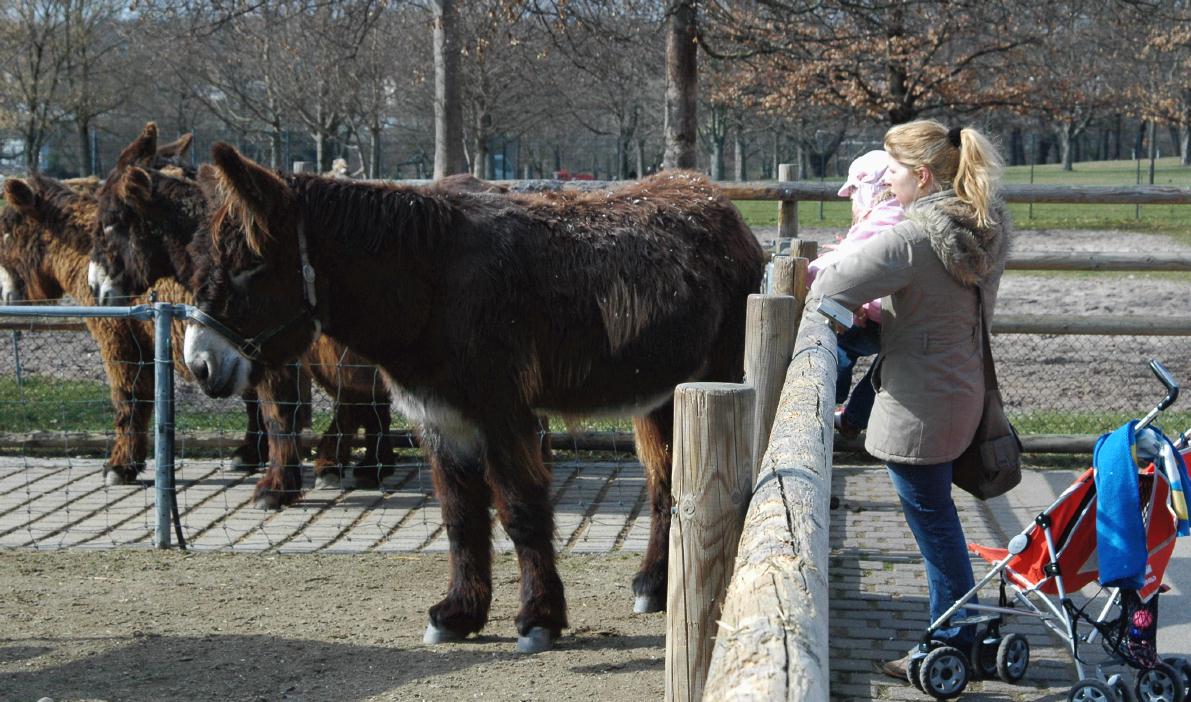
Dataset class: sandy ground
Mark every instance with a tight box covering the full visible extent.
[0,550,659,702]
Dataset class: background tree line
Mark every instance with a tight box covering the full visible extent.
[1,0,1189,180]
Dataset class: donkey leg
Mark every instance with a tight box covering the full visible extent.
[311,401,353,490]
[90,317,153,486]
[251,366,306,510]
[486,416,566,652]
[353,399,395,490]
[423,426,494,643]
[631,404,674,613]
[230,388,268,473]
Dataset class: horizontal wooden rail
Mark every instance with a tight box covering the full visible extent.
[721,181,1191,205]
[1006,253,1191,272]
[992,315,1191,336]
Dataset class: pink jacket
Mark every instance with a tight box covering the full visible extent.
[808,151,905,323]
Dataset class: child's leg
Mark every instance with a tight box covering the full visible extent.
[843,364,877,429]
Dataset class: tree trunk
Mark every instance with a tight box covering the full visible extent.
[1112,113,1123,160]
[662,0,698,170]
[710,137,725,181]
[1009,127,1024,166]
[1135,120,1146,160]
[369,122,382,178]
[76,118,93,176]
[636,138,646,178]
[269,126,283,171]
[433,0,466,178]
[1148,120,1158,184]
[734,127,747,181]
[1168,125,1181,162]
[1058,122,1074,171]
[1182,117,1191,167]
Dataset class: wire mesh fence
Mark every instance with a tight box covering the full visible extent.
[0,308,1187,552]
[0,314,648,553]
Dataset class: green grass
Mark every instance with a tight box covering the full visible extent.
[735,156,1191,236]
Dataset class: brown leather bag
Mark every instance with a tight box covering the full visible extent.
[952,288,1022,500]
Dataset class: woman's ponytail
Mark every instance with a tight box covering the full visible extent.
[953,128,1003,229]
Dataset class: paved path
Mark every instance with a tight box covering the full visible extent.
[4,455,1188,700]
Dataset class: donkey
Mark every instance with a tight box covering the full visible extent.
[183,143,764,652]
[1,176,158,484]
[91,123,395,503]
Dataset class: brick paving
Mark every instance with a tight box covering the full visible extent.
[0,455,1122,700]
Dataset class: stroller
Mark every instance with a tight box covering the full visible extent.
[906,360,1191,701]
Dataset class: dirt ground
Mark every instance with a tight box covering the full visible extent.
[0,550,660,702]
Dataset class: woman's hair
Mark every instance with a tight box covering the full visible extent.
[883,119,1004,228]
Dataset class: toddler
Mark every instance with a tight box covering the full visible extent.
[809,150,905,437]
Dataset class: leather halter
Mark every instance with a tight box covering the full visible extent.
[187,220,321,365]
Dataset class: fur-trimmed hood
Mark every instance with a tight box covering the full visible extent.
[907,190,1012,287]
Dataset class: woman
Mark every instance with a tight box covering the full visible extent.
[806,119,1012,680]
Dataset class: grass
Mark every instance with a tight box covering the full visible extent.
[735,156,1191,238]
[1009,409,1191,437]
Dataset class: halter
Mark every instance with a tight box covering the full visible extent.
[187,219,322,365]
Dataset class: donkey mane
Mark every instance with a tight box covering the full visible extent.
[286,175,456,256]
[22,175,98,255]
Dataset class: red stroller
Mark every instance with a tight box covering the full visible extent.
[905,360,1191,701]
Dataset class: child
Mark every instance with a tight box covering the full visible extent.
[808,150,905,437]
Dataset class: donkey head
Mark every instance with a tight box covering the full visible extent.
[184,143,317,398]
[91,122,195,305]
[1,179,55,303]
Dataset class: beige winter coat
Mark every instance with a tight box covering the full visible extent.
[807,191,1013,465]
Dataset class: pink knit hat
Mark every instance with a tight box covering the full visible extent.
[837,150,891,212]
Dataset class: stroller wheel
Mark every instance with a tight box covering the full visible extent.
[1069,679,1118,702]
[918,645,970,700]
[996,633,1030,683]
[1136,662,1186,702]
[1162,657,1191,697]
[1110,674,1140,702]
[909,654,925,692]
[973,635,1001,679]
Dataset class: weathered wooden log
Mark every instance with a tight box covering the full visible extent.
[993,315,1191,336]
[1007,252,1191,271]
[666,382,755,702]
[744,295,798,478]
[720,181,1191,205]
[703,312,837,701]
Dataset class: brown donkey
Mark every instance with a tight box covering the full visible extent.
[91,124,395,502]
[183,144,764,652]
[1,176,161,484]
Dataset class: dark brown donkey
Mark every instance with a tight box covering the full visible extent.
[88,125,396,503]
[184,144,764,652]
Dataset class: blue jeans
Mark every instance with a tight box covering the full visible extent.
[886,461,978,650]
[836,323,881,428]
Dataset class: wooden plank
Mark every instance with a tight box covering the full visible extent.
[1007,252,1191,271]
[666,383,754,702]
[704,312,836,701]
[745,295,798,479]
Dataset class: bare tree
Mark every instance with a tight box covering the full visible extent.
[433,0,466,177]
[662,0,697,169]
[0,0,71,170]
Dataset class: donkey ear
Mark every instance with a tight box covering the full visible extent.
[3,179,36,215]
[210,142,290,252]
[157,132,193,161]
[116,122,159,170]
[120,167,153,205]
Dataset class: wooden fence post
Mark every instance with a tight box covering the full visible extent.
[666,382,755,702]
[770,256,811,315]
[777,164,797,246]
[744,295,798,479]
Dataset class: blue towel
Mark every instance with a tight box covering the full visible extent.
[1093,421,1147,589]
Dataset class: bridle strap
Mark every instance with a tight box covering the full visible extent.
[188,217,321,363]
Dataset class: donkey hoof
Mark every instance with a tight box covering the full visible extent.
[516,627,555,654]
[314,473,342,491]
[254,493,286,511]
[352,467,381,490]
[423,623,465,645]
[633,594,663,614]
[104,470,132,487]
[230,455,262,473]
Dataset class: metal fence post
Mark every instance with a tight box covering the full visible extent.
[153,302,176,548]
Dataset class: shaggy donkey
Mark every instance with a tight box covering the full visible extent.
[183,144,763,652]
[87,124,397,500]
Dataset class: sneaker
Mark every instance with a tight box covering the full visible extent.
[833,409,862,439]
[881,652,913,680]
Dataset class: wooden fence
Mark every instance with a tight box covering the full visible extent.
[681,178,1191,699]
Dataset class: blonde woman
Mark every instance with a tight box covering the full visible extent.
[806,120,1012,681]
